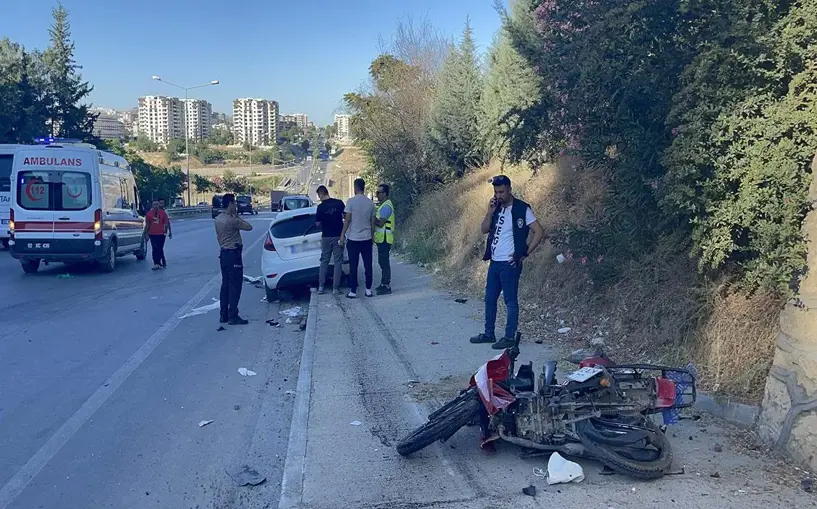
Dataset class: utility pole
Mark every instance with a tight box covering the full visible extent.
[152,76,219,206]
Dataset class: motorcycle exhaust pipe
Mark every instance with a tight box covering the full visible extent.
[497,429,589,457]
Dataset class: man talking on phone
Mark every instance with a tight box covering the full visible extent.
[214,193,253,325]
[470,175,545,349]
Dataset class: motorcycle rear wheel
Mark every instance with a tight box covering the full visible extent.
[576,418,672,480]
[397,388,481,457]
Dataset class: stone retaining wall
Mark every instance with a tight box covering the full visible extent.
[758,156,817,469]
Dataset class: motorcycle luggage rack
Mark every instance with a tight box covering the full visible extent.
[606,364,697,409]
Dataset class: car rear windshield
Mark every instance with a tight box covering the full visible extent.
[212,196,223,208]
[270,214,320,239]
[283,198,310,210]
[237,195,251,203]
[17,170,92,211]
[0,154,12,193]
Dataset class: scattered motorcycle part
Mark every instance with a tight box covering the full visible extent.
[522,485,536,497]
[576,419,672,480]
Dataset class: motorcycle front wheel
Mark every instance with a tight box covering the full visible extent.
[396,387,481,457]
[576,418,672,480]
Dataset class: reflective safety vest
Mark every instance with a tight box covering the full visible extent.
[374,199,395,244]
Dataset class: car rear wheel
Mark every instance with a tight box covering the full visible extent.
[100,241,116,273]
[134,238,147,260]
[265,284,279,303]
[21,259,40,274]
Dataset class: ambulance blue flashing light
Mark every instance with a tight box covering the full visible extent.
[34,136,83,145]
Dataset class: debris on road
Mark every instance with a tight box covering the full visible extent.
[522,485,536,497]
[260,296,267,302]
[233,405,240,410]
[243,275,263,288]
[280,306,302,317]
[454,298,468,304]
[56,273,73,279]
[237,368,257,377]
[557,327,572,334]
[198,420,214,427]
[350,420,362,426]
[299,322,307,331]
[431,341,439,345]
[285,318,293,324]
[284,390,295,396]
[266,319,280,327]
[180,301,221,319]
[714,443,724,453]
[802,477,814,493]
[226,465,266,486]
[546,452,585,485]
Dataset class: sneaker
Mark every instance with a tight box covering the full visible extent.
[376,286,392,295]
[375,284,386,292]
[469,333,496,344]
[347,291,357,299]
[365,289,373,297]
[491,337,516,350]
[317,286,325,295]
[228,316,249,325]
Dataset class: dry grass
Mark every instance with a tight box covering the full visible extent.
[401,161,783,402]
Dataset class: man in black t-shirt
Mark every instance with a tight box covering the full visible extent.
[315,185,345,295]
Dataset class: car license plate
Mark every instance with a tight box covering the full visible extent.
[27,242,50,249]
[289,242,316,254]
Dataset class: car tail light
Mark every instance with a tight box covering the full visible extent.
[94,208,102,240]
[8,208,14,238]
[264,232,276,251]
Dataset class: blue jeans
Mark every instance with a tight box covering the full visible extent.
[484,260,522,339]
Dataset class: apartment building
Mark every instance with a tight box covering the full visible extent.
[279,114,297,132]
[184,99,213,142]
[138,95,184,144]
[232,98,279,146]
[334,113,351,142]
[289,113,309,132]
[92,114,126,140]
[137,96,213,144]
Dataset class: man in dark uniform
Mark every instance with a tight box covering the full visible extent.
[214,193,253,325]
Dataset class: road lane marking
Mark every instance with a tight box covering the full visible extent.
[0,232,267,509]
[277,289,318,509]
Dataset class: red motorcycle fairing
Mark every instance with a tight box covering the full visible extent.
[469,351,516,415]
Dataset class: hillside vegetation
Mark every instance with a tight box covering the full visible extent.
[344,3,817,400]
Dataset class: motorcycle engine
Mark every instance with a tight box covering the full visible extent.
[506,392,557,443]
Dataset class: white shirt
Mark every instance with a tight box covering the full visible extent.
[490,204,536,262]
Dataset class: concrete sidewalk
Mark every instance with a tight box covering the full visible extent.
[281,254,812,509]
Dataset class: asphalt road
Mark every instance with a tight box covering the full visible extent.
[0,212,305,509]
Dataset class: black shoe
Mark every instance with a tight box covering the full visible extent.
[491,337,515,350]
[376,286,392,295]
[470,333,496,344]
[228,316,249,325]
[219,316,228,324]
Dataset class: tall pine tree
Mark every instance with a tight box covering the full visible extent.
[43,3,97,140]
[0,40,49,143]
[480,0,544,163]
[428,20,484,178]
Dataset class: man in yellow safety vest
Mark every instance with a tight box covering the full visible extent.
[374,183,395,295]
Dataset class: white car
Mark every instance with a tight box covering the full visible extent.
[261,206,347,300]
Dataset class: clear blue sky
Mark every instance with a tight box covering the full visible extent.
[1,0,505,126]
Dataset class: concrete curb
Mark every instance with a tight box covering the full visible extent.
[694,392,760,429]
[278,289,318,509]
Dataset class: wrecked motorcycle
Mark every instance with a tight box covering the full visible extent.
[396,333,696,480]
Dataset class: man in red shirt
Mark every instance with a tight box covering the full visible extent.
[143,199,172,270]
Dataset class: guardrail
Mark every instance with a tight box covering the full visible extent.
[166,206,211,218]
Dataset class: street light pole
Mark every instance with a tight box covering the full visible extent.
[152,76,219,206]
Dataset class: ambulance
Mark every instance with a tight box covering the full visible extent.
[8,138,147,274]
